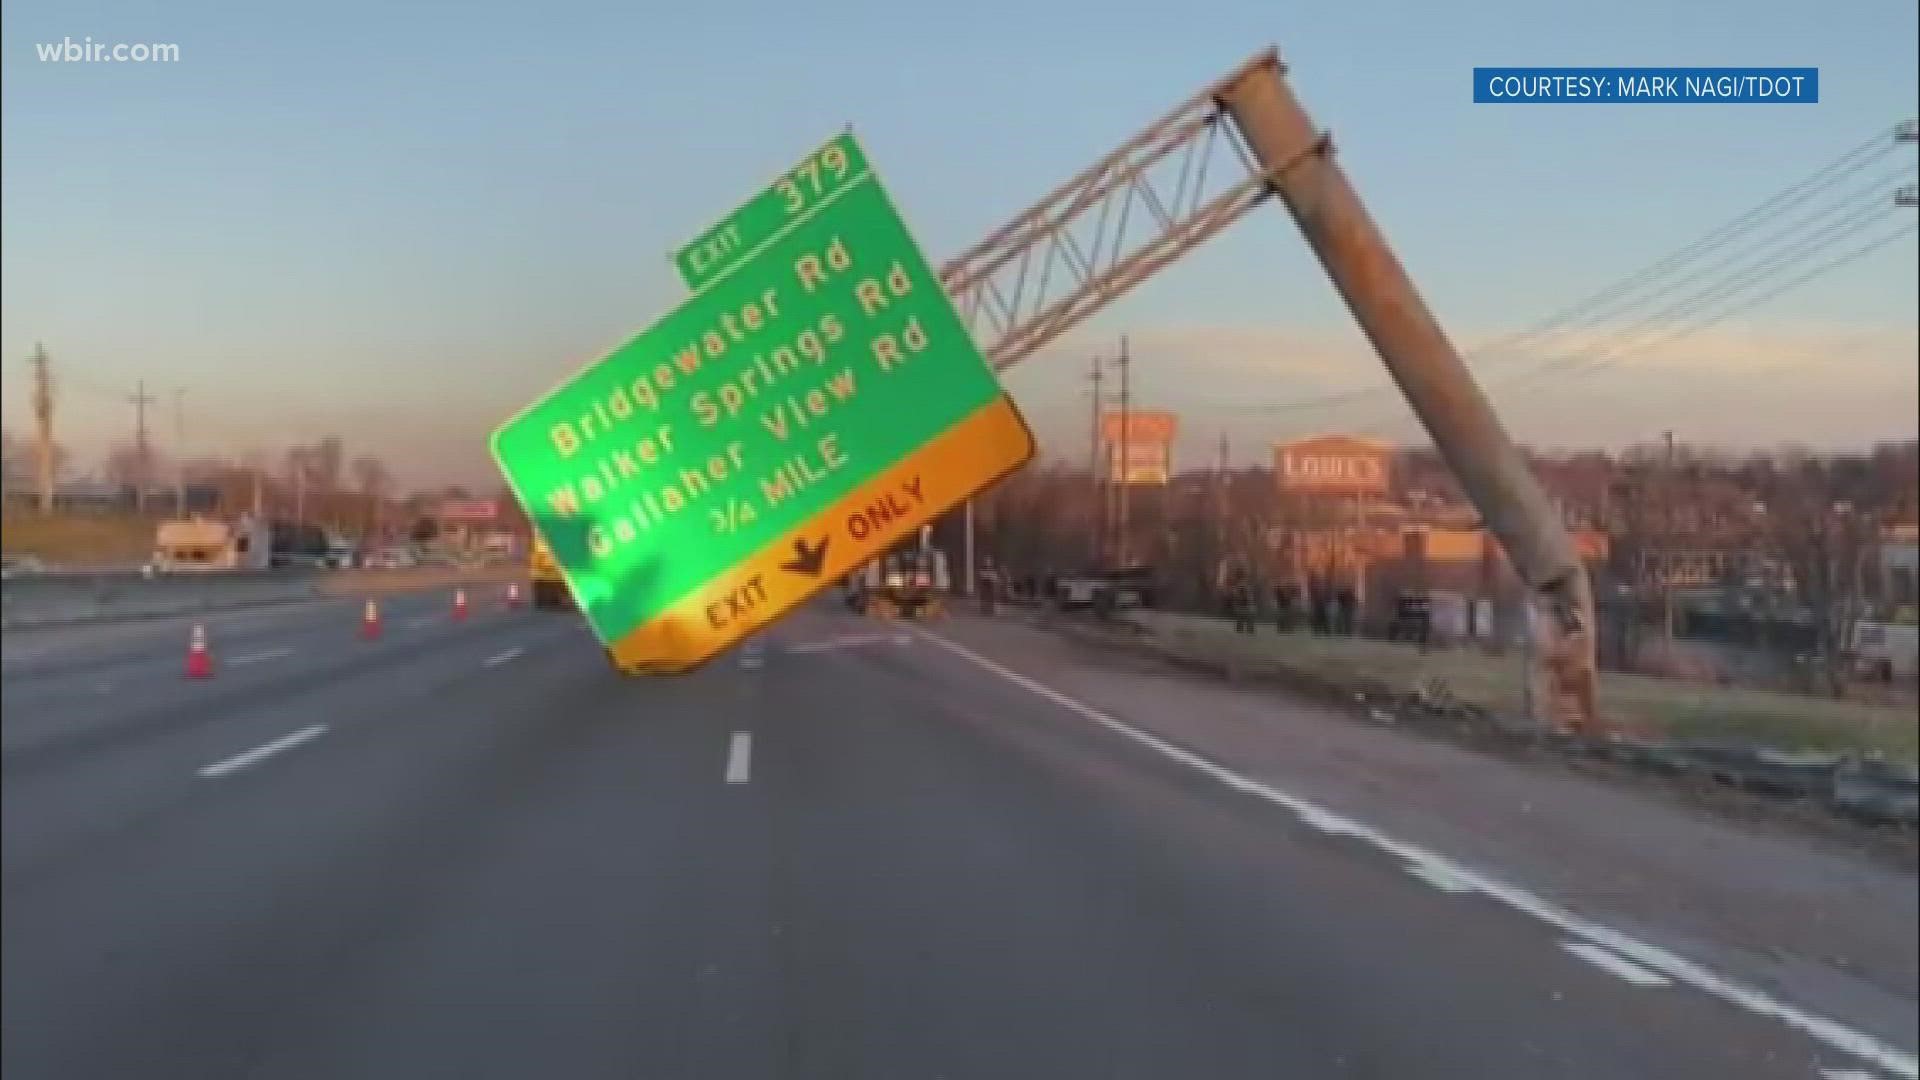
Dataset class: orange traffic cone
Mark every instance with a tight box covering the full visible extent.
[504,581,522,608]
[452,588,469,622]
[361,598,382,641]
[185,623,213,679]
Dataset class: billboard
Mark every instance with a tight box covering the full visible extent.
[1102,410,1177,486]
[1274,436,1392,497]
[435,499,501,524]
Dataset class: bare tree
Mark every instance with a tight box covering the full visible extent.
[102,441,158,493]
[0,428,33,497]
[493,484,529,534]
[350,455,391,537]
[310,437,344,499]
[284,447,313,523]
[1756,454,1879,696]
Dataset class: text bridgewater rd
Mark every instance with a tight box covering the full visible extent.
[540,235,933,561]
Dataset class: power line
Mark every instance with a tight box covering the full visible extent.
[1534,223,1918,387]
[1342,222,1917,437]
[1243,186,1911,427]
[1273,175,1911,430]
[1217,124,1913,415]
[1496,196,1903,391]
[1495,130,1898,342]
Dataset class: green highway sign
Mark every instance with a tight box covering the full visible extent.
[492,132,1033,672]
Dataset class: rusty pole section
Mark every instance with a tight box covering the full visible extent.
[1215,50,1600,732]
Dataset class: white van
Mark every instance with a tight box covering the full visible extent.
[151,516,271,573]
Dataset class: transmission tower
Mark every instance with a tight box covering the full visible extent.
[29,344,55,514]
[128,380,156,512]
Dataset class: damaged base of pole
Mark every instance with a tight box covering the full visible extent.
[1531,571,1601,735]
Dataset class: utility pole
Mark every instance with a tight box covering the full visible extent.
[1215,431,1231,594]
[1087,353,1105,564]
[127,380,156,513]
[1115,335,1132,565]
[173,388,187,517]
[292,454,307,525]
[29,343,55,515]
[1662,430,1676,650]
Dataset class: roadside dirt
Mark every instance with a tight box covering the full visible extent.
[1041,611,1920,873]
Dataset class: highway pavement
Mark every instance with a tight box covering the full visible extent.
[3,591,1915,1079]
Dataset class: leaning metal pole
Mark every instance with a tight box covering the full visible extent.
[1215,50,1600,732]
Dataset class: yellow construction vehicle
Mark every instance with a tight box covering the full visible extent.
[529,536,573,611]
[846,544,950,620]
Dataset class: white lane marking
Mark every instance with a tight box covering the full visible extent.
[229,647,293,666]
[199,724,328,778]
[1562,941,1672,988]
[1406,862,1475,894]
[483,647,524,667]
[911,628,1920,1080]
[404,616,436,631]
[1820,1068,1883,1079]
[786,632,894,655]
[725,732,752,784]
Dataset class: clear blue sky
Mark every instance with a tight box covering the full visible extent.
[3,0,1915,489]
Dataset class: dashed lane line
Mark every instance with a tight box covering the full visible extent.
[198,725,328,779]
[228,647,293,666]
[725,732,752,784]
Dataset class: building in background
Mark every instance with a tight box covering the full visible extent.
[1264,436,1394,627]
[1877,522,1918,622]
[432,498,521,556]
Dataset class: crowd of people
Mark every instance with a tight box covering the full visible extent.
[1220,571,1359,636]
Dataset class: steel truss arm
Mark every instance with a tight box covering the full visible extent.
[939,54,1280,370]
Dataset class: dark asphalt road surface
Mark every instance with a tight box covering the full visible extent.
[3,591,1913,1079]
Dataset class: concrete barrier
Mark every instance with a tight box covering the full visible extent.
[1,569,329,629]
[0,564,530,630]
[318,564,521,597]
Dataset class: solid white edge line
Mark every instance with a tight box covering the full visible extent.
[725,732,752,784]
[1562,941,1672,988]
[1406,862,1475,894]
[483,647,524,667]
[908,626,1919,1080]
[199,724,328,778]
